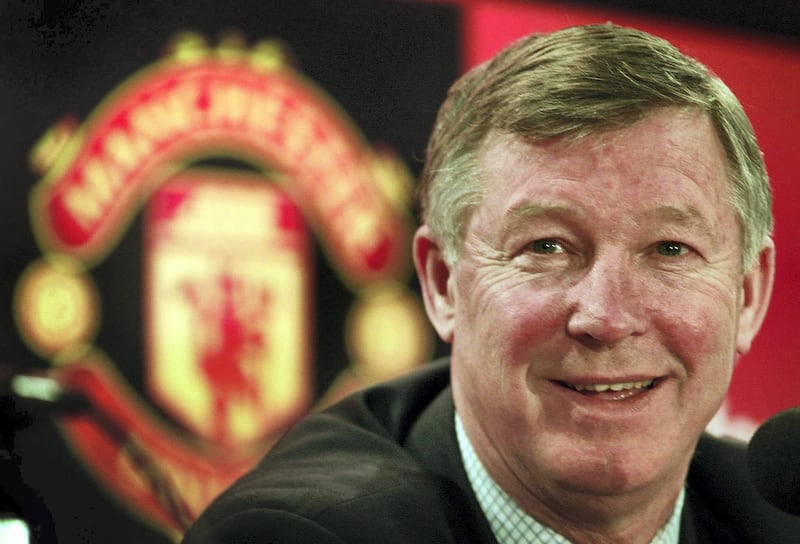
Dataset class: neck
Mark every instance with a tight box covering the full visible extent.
[467,423,688,543]
[508,479,685,544]
[454,409,689,543]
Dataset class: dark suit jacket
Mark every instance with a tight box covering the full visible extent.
[182,359,800,543]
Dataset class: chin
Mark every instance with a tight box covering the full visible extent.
[542,437,684,498]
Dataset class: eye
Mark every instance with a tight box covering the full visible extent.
[529,239,566,254]
[655,241,690,257]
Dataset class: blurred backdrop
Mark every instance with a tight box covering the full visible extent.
[1,1,799,542]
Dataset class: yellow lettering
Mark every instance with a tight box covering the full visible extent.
[222,83,250,126]
[127,83,199,144]
[166,80,203,135]
[313,171,359,217]
[320,127,350,162]
[128,100,167,142]
[83,155,124,206]
[106,80,204,172]
[302,127,340,174]
[59,151,137,235]
[282,106,316,162]
[206,81,251,128]
[104,127,154,172]
[246,88,284,140]
[62,180,105,232]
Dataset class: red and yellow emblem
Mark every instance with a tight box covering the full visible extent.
[14,32,432,539]
[144,170,312,447]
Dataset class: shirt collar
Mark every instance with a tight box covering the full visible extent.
[455,413,685,544]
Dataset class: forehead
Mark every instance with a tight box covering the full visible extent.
[473,109,733,227]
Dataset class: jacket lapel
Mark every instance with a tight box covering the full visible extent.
[678,497,699,544]
[405,384,499,544]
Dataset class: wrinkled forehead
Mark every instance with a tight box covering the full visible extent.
[470,110,737,235]
[475,109,734,203]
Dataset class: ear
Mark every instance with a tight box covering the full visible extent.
[736,236,776,355]
[413,225,456,343]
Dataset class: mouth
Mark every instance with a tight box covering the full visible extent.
[557,379,657,401]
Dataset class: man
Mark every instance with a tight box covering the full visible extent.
[182,24,798,543]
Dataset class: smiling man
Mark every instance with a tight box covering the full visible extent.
[183,24,799,544]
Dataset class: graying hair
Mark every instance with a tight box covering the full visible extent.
[417,23,772,270]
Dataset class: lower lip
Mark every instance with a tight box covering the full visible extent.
[565,383,654,401]
[547,378,664,414]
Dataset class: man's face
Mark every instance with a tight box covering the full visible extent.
[416,108,773,507]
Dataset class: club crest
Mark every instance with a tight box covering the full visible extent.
[14,32,432,536]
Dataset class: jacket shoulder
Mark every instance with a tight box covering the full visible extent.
[687,433,800,543]
[182,360,459,544]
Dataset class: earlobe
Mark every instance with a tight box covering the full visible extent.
[736,237,776,355]
[413,225,456,343]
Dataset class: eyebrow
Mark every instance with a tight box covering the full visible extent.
[649,205,716,239]
[499,202,717,239]
[499,203,581,238]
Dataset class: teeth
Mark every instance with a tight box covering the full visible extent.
[568,380,653,392]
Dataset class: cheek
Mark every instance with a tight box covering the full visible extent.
[503,296,567,358]
[653,291,738,392]
[474,283,565,346]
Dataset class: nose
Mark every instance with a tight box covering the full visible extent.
[566,256,648,345]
